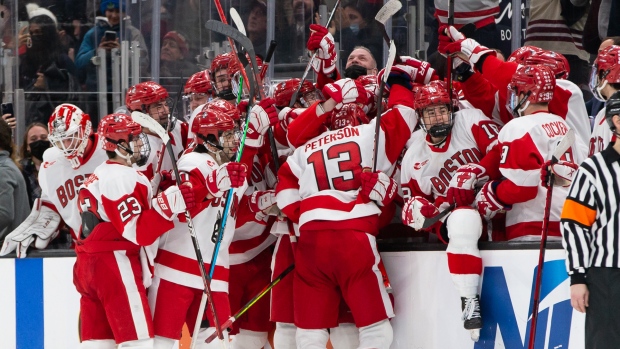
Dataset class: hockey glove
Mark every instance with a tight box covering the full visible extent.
[150,170,176,194]
[475,180,510,220]
[541,160,579,188]
[205,162,248,197]
[278,107,301,132]
[307,24,337,75]
[438,25,466,56]
[249,189,277,214]
[402,196,441,232]
[153,186,188,221]
[246,98,279,148]
[360,170,398,206]
[322,78,370,110]
[447,163,488,207]
[0,199,61,258]
[377,56,437,91]
[444,36,496,66]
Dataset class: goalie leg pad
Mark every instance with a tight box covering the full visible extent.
[296,328,329,349]
[358,319,393,349]
[79,340,116,349]
[446,208,483,297]
[330,322,359,349]
[274,322,297,349]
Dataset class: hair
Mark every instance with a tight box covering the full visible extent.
[106,150,117,159]
[23,14,63,70]
[0,118,20,167]
[605,36,620,45]
[20,122,48,159]
[351,45,377,69]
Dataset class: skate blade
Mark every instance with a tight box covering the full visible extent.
[470,329,480,342]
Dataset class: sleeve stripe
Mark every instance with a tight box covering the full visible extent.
[561,198,596,228]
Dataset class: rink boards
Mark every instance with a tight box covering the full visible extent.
[0,248,585,349]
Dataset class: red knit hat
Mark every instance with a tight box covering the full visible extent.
[163,31,189,57]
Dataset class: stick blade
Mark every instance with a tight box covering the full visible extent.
[230,8,246,36]
[131,111,170,144]
[375,0,402,24]
[382,41,397,83]
[552,129,575,162]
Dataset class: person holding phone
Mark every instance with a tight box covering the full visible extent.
[1,103,16,130]
[76,0,149,128]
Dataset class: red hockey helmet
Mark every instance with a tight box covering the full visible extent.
[590,45,620,101]
[48,103,93,169]
[126,81,170,111]
[208,99,241,121]
[414,81,456,138]
[507,64,555,117]
[524,50,570,79]
[99,113,151,166]
[507,45,543,64]
[191,103,236,142]
[329,103,370,130]
[211,52,234,74]
[184,70,214,95]
[274,78,317,108]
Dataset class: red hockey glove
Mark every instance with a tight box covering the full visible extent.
[205,162,248,196]
[377,56,437,91]
[237,99,250,114]
[402,196,441,231]
[322,78,369,109]
[153,186,188,221]
[541,160,579,188]
[438,25,466,55]
[249,189,277,213]
[307,24,337,75]
[278,107,301,131]
[179,182,196,210]
[444,37,496,66]
[447,163,488,207]
[360,170,397,207]
[475,180,510,220]
[246,98,278,148]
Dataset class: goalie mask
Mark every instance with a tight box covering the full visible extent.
[99,113,151,167]
[589,45,620,102]
[126,81,174,129]
[414,81,456,140]
[190,104,238,162]
[507,64,555,118]
[48,103,93,169]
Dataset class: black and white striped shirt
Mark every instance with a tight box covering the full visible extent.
[560,144,620,284]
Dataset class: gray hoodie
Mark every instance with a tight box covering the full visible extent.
[0,151,30,242]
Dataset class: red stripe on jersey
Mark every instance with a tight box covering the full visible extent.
[301,194,361,215]
[275,162,301,223]
[549,85,571,119]
[500,132,544,172]
[462,73,497,119]
[229,227,273,254]
[496,179,538,205]
[381,106,417,164]
[506,221,561,240]
[155,249,230,281]
[447,253,482,275]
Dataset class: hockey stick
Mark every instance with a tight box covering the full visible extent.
[130,111,226,346]
[260,40,277,81]
[371,40,396,172]
[375,0,402,47]
[422,203,455,230]
[289,0,341,108]
[230,8,246,36]
[205,263,296,343]
[528,129,575,349]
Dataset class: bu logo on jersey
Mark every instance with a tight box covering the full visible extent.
[476,260,572,349]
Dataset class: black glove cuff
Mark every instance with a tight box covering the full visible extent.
[386,76,412,90]
[455,64,474,82]
[570,272,587,285]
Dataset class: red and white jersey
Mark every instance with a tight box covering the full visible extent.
[434,0,499,28]
[39,135,108,238]
[154,151,248,292]
[400,109,501,208]
[495,112,587,240]
[589,108,615,156]
[135,121,189,180]
[76,161,174,250]
[276,102,417,234]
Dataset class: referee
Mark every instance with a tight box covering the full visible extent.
[560,90,620,349]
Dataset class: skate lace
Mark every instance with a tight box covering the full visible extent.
[462,297,481,321]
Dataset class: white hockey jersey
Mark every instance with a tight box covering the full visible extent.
[135,120,189,180]
[589,108,614,156]
[39,135,108,238]
[154,151,248,292]
[434,0,499,28]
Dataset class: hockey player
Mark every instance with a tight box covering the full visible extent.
[473,64,585,241]
[441,26,590,157]
[125,81,189,180]
[148,102,250,349]
[276,68,421,348]
[589,45,620,155]
[75,113,194,348]
[184,70,214,126]
[0,104,108,257]
[400,81,502,341]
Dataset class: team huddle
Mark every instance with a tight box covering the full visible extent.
[2,20,620,349]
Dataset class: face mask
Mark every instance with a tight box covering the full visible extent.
[29,139,51,161]
[350,23,360,35]
[30,35,46,50]
[344,64,368,79]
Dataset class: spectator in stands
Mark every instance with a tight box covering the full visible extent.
[160,30,198,100]
[278,0,322,63]
[19,123,49,207]
[19,8,80,126]
[248,0,268,57]
[336,1,383,69]
[0,118,29,244]
[75,0,149,128]
[1,113,16,130]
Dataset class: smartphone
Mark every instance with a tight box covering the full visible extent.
[104,31,117,42]
[18,21,29,33]
[1,103,13,117]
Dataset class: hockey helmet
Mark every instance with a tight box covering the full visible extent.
[274,78,317,108]
[524,50,570,79]
[590,45,620,101]
[99,113,151,166]
[126,81,170,112]
[329,103,370,130]
[507,64,555,118]
[414,81,456,139]
[507,45,543,64]
[48,103,93,169]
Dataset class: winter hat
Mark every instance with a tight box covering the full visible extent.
[100,0,126,14]
[26,3,57,26]
[163,31,189,57]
